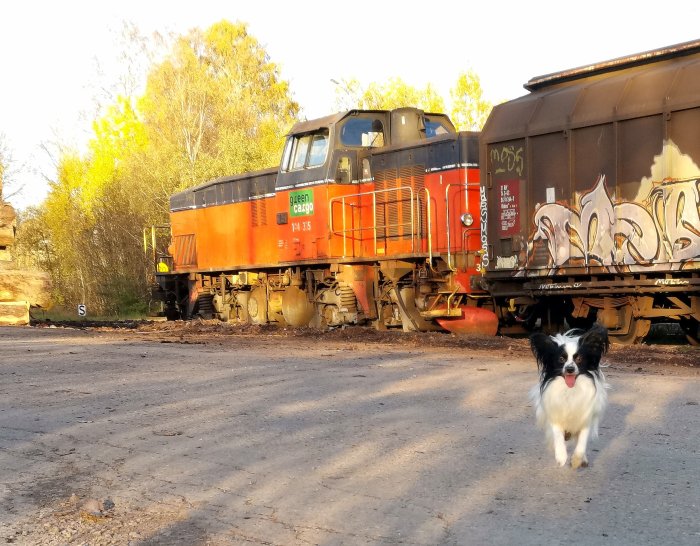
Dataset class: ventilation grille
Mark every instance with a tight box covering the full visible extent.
[252,197,268,228]
[374,164,424,239]
[173,234,197,267]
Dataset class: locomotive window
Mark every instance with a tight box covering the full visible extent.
[307,133,329,167]
[286,130,329,171]
[281,138,293,171]
[291,135,312,170]
[340,118,385,148]
[425,121,450,137]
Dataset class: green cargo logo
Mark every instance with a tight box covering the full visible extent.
[289,189,314,217]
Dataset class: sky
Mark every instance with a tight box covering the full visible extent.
[1,0,699,210]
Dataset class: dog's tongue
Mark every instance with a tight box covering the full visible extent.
[564,374,576,388]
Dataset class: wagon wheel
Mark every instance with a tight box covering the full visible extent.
[612,317,651,345]
[680,318,700,346]
[609,304,651,345]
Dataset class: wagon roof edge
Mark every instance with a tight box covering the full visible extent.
[525,38,700,91]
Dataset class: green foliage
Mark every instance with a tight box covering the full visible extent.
[332,72,492,131]
[0,134,13,199]
[336,77,446,113]
[363,77,445,113]
[139,20,299,197]
[450,70,493,131]
[20,19,299,315]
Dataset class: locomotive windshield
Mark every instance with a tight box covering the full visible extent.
[424,114,454,137]
[425,120,450,137]
[339,117,385,148]
[281,129,329,171]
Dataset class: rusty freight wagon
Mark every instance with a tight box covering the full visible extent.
[151,107,498,334]
[480,40,700,344]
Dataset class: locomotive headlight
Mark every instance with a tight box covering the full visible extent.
[460,212,474,227]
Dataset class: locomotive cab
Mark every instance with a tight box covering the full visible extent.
[275,108,454,189]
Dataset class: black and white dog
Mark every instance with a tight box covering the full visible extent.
[529,324,610,468]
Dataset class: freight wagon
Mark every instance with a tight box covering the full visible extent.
[480,39,700,344]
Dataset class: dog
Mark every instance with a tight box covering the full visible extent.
[529,324,610,468]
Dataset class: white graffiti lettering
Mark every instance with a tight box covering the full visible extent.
[537,282,583,290]
[529,175,679,272]
[495,255,518,269]
[654,278,690,286]
[650,179,700,269]
[480,186,489,267]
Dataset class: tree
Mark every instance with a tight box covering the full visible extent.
[0,135,17,201]
[22,19,300,315]
[0,137,6,200]
[331,78,364,111]
[449,70,493,131]
[332,72,493,132]
[13,207,54,272]
[139,20,299,202]
[333,77,445,113]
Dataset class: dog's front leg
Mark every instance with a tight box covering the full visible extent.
[571,427,590,468]
[551,425,568,466]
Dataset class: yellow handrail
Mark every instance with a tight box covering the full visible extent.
[329,186,416,258]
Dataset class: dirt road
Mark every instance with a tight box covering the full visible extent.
[0,323,698,545]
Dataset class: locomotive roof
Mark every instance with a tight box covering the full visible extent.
[174,167,278,195]
[482,39,700,142]
[287,109,400,135]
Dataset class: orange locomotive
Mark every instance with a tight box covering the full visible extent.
[152,107,498,334]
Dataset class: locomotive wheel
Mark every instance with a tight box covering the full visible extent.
[247,287,268,325]
[281,286,314,327]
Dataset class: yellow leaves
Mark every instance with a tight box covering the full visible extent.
[449,69,493,131]
[204,20,251,60]
[80,97,147,216]
[358,77,446,113]
[333,71,492,132]
[139,19,298,195]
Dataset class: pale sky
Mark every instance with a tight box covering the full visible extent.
[1,0,698,210]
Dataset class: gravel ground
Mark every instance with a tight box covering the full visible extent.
[0,322,698,545]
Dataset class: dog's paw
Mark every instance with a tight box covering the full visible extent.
[571,453,589,469]
[555,452,568,467]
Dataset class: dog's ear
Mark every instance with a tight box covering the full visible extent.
[579,324,609,365]
[529,332,557,369]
